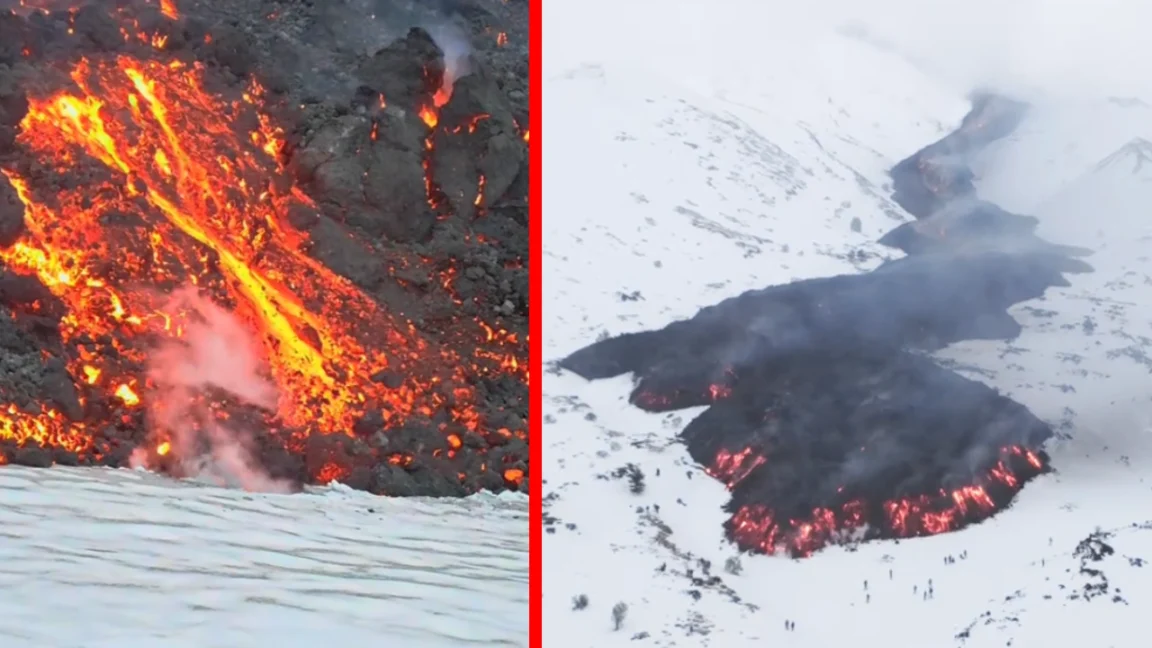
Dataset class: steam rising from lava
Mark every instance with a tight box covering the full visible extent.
[426,22,472,99]
[132,287,293,493]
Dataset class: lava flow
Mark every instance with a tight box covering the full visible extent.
[561,93,1080,557]
[717,444,1048,558]
[9,57,439,429]
[664,351,1056,558]
[0,0,529,495]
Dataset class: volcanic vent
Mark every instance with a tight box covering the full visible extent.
[562,94,1088,556]
[0,0,529,496]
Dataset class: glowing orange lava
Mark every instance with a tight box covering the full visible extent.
[159,0,179,20]
[419,106,439,129]
[706,446,766,490]
[0,53,525,462]
[315,461,350,485]
[721,445,1047,557]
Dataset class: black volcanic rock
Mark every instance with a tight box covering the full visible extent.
[890,149,977,217]
[561,250,1077,386]
[880,199,1035,251]
[289,109,434,244]
[291,26,527,245]
[890,94,1028,219]
[11,445,52,468]
[0,65,28,153]
[361,107,437,240]
[0,171,26,246]
[204,23,256,78]
[357,27,446,113]
[432,62,527,221]
[878,199,1094,261]
[291,114,373,193]
[0,13,26,67]
[0,271,59,315]
[73,5,125,51]
[306,215,386,288]
[289,27,456,244]
[0,309,81,421]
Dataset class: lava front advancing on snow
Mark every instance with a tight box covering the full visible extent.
[0,1,529,495]
[723,442,1050,555]
[560,93,1083,557]
[675,353,1052,557]
[724,444,1046,558]
[573,345,1056,557]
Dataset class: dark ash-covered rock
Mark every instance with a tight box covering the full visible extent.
[0,171,26,246]
[431,62,527,221]
[357,27,447,113]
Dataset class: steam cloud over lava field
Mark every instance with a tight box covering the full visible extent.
[0,0,529,496]
[561,95,1087,557]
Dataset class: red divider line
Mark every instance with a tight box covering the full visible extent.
[528,0,543,645]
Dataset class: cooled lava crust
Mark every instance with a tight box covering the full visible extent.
[561,93,1089,556]
[680,353,1050,558]
[0,0,529,496]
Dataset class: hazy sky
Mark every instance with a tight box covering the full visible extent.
[546,0,1152,101]
[822,0,1152,100]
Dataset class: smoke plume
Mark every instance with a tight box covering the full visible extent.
[132,287,294,493]
[425,21,473,91]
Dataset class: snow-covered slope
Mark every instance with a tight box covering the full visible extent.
[543,3,1152,646]
[0,467,527,647]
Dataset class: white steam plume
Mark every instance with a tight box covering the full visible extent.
[131,287,294,494]
[425,21,473,98]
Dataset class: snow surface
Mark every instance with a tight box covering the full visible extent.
[0,466,528,647]
[543,1,1152,646]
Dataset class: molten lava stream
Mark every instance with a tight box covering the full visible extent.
[719,445,1048,557]
[0,54,487,454]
